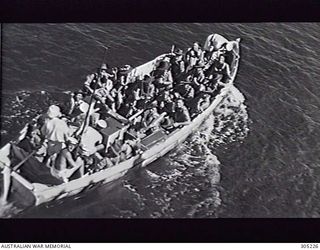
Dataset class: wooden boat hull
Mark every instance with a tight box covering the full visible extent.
[0,34,241,207]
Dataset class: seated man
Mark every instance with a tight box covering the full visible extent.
[152,60,173,83]
[142,105,161,132]
[172,99,191,128]
[185,42,204,72]
[140,75,156,99]
[52,137,84,182]
[18,124,42,153]
[71,102,89,125]
[71,102,100,131]
[105,131,135,164]
[197,93,211,112]
[182,84,195,100]
[68,91,85,116]
[170,48,185,82]
[154,76,173,93]
[94,81,115,111]
[190,93,212,117]
[205,55,231,83]
[18,124,48,162]
[119,139,135,162]
[158,90,175,114]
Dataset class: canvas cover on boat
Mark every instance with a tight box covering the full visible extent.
[10,144,63,185]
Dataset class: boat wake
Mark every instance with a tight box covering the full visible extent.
[0,200,22,218]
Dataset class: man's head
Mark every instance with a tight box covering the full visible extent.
[219,56,225,63]
[176,99,184,108]
[74,92,84,101]
[163,90,170,100]
[185,84,192,90]
[26,125,38,139]
[174,49,183,60]
[193,42,200,51]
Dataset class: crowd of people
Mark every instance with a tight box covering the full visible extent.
[17,38,236,183]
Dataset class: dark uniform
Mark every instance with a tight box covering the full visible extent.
[174,106,191,123]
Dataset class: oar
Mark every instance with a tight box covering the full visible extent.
[13,150,37,172]
[77,47,109,138]
[1,166,11,204]
[128,110,144,122]
[171,44,175,54]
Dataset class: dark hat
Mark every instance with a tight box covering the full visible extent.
[100,63,108,70]
[174,48,183,56]
[142,75,153,84]
[74,90,84,96]
[156,61,171,71]
[119,64,132,74]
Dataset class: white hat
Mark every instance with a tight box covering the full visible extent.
[226,42,235,52]
[96,120,107,129]
[79,102,89,113]
[47,105,62,119]
[66,137,78,145]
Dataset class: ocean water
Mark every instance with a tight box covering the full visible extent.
[1,23,320,218]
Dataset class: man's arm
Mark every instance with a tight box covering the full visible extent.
[65,151,82,169]
[173,113,191,127]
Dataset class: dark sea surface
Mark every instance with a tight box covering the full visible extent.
[1,23,320,218]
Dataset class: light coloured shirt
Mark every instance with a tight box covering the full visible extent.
[80,126,103,155]
[41,117,70,142]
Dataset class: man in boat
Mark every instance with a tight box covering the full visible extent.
[18,124,42,153]
[172,99,191,128]
[185,42,204,72]
[189,93,212,117]
[71,102,89,125]
[154,76,173,93]
[151,60,173,84]
[71,101,100,131]
[158,90,175,114]
[140,75,156,100]
[205,55,231,83]
[117,64,132,84]
[94,78,115,111]
[68,91,85,116]
[141,104,161,134]
[181,83,195,100]
[170,48,185,82]
[52,137,85,182]
[41,105,71,158]
[100,63,115,80]
[105,130,135,164]
[18,124,48,162]
[83,73,99,95]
